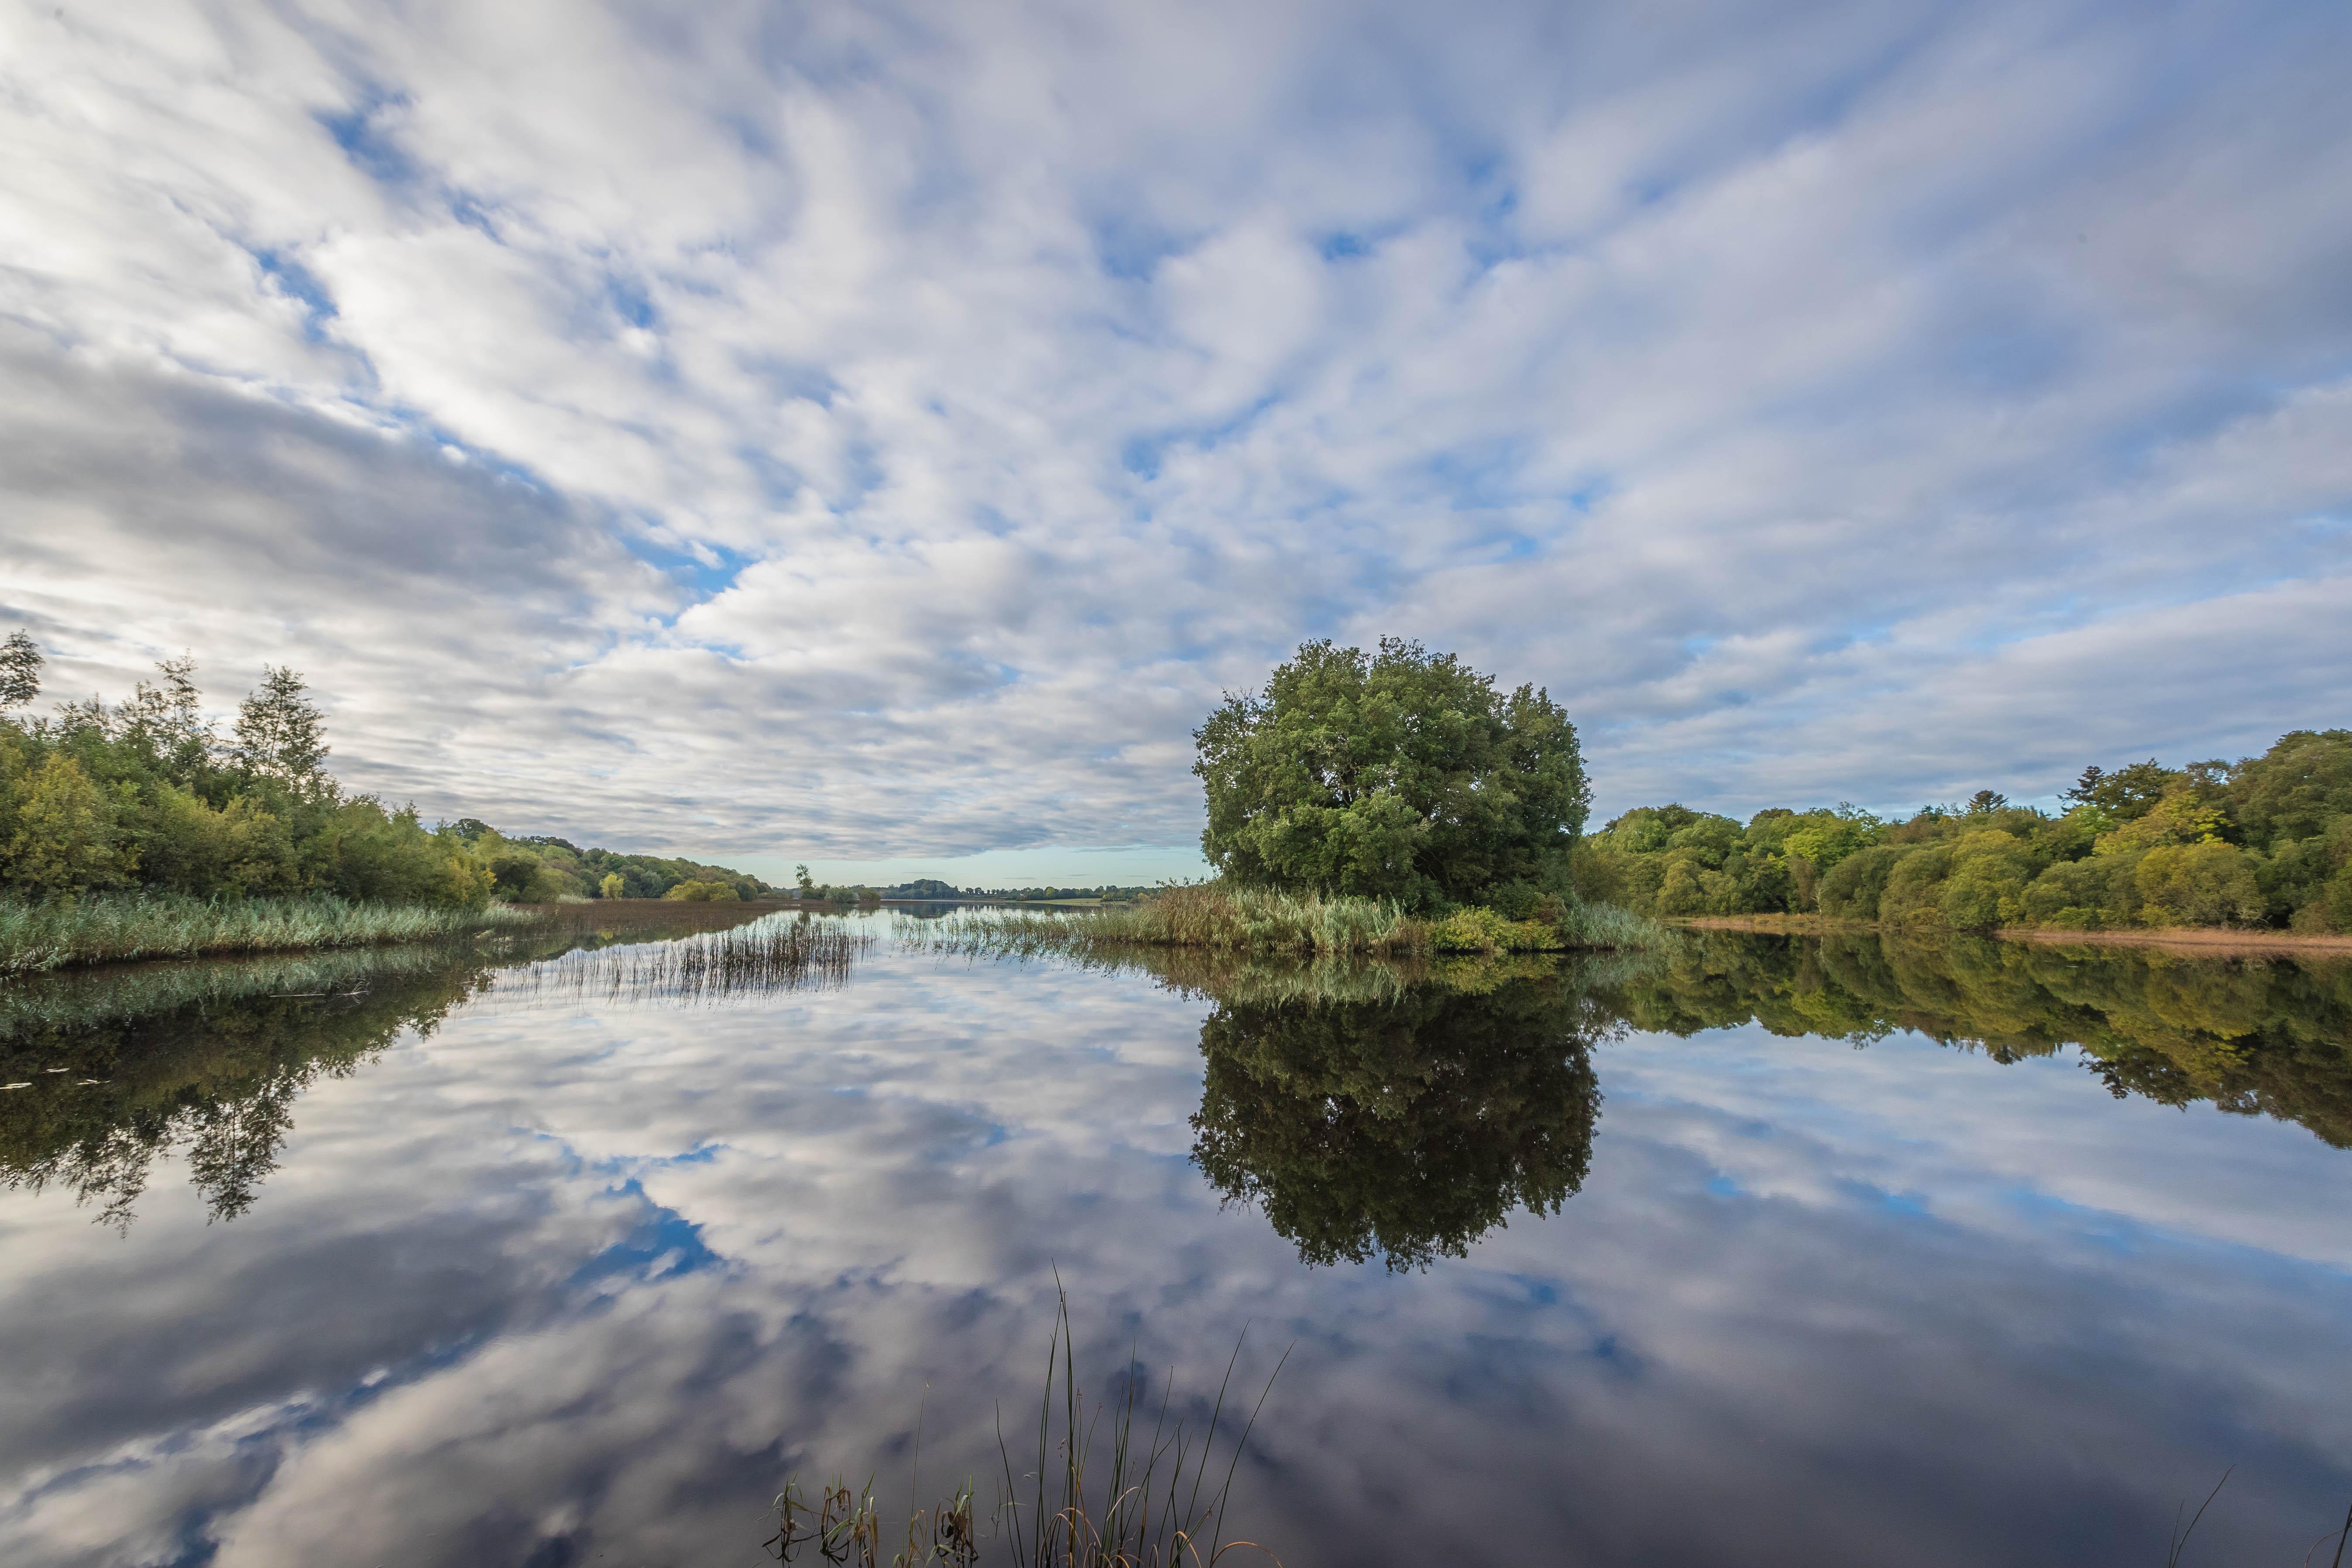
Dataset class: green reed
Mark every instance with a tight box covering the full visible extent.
[769,1283,1286,1568]
[0,891,540,977]
[895,882,1665,969]
[502,913,874,1006]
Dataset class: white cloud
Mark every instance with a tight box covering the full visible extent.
[1,0,2347,871]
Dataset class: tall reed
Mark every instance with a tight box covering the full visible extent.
[501,914,873,1006]
[0,892,535,977]
[897,881,1665,965]
[769,1284,1286,1568]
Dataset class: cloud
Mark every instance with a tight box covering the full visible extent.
[1,0,2347,871]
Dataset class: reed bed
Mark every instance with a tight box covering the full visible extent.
[501,913,873,1006]
[770,1284,1284,1568]
[896,881,1666,967]
[0,942,477,1043]
[0,892,535,977]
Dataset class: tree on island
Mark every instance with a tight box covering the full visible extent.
[1193,638,1590,910]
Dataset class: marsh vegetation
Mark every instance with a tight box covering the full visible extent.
[770,1288,1285,1568]
[0,906,868,1228]
[0,632,773,971]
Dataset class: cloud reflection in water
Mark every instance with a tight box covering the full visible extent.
[0,925,2347,1567]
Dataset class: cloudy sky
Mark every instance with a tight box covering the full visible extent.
[3,0,2348,883]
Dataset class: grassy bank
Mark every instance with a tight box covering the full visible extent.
[0,891,537,977]
[898,881,1663,962]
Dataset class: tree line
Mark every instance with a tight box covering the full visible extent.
[1574,731,2352,933]
[0,634,769,906]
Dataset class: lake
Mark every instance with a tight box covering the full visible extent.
[3,912,2348,1567]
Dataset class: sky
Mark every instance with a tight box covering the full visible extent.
[3,0,2349,886]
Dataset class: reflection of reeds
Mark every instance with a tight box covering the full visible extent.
[771,1284,1284,1568]
[900,912,1667,1007]
[502,914,874,1006]
[0,943,480,1044]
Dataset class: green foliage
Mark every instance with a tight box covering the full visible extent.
[0,631,42,710]
[2229,730,2352,847]
[232,666,331,796]
[0,891,527,976]
[10,754,127,893]
[1606,929,2352,1150]
[2065,759,2181,821]
[1194,637,1590,909]
[457,821,770,902]
[2134,843,2264,927]
[0,633,764,921]
[0,641,486,911]
[662,878,741,902]
[1588,729,2352,933]
[897,880,1665,963]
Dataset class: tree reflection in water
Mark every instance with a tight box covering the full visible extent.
[1610,931,2352,1149]
[0,907,837,1229]
[7,925,2348,1242]
[0,947,494,1230]
[1189,970,1609,1271]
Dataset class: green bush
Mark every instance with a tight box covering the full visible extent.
[2134,842,2265,927]
[662,879,741,902]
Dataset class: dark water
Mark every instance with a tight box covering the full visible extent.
[2,915,2348,1567]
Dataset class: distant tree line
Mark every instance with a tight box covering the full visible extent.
[1574,731,2352,933]
[789,872,1153,905]
[0,634,769,907]
[448,821,770,903]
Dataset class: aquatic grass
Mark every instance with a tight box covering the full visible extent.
[0,891,537,977]
[894,880,1666,968]
[0,942,480,1044]
[770,1283,1285,1568]
[501,913,874,1006]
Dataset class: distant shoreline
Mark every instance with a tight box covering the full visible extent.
[1677,913,2352,956]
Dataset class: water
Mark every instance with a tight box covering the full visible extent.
[2,914,2348,1566]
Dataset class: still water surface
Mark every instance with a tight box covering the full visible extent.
[2,913,2348,1566]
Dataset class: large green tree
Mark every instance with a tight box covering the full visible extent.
[1193,638,1590,909]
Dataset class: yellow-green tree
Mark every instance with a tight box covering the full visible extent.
[9,755,127,893]
[600,872,626,899]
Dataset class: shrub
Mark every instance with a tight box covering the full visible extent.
[1876,844,1957,927]
[2017,854,2142,930]
[663,879,741,902]
[1934,831,2040,930]
[1818,844,1907,920]
[2134,843,2264,927]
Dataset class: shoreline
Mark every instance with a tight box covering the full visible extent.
[1676,914,2352,957]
